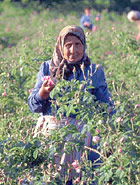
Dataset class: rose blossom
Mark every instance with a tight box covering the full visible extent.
[95,128,100,134]
[94,171,98,176]
[72,160,79,169]
[103,142,108,147]
[116,117,123,123]
[42,75,54,86]
[105,51,111,55]
[76,168,81,173]
[135,104,140,109]
[65,120,69,125]
[120,166,123,170]
[74,177,80,183]
[92,26,97,31]
[2,92,7,96]
[95,17,100,21]
[42,76,51,81]
[47,79,54,86]
[92,136,100,143]
[118,148,122,153]
[5,27,10,32]
[29,88,33,93]
[97,119,103,125]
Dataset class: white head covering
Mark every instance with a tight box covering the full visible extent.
[127,10,140,22]
[49,25,90,79]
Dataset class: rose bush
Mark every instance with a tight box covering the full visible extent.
[0,2,140,185]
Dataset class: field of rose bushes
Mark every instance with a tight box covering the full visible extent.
[0,1,140,185]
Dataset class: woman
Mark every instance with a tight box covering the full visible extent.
[127,10,140,40]
[28,25,114,184]
[80,7,98,32]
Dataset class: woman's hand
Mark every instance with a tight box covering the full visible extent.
[84,22,90,27]
[39,76,55,99]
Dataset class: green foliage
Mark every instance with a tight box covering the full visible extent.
[0,1,140,184]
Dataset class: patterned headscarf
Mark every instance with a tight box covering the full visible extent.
[50,25,90,79]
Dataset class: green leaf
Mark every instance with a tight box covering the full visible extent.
[33,149,38,159]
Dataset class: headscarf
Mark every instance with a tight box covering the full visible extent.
[49,25,90,79]
[127,10,140,22]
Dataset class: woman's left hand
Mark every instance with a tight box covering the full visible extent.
[39,76,55,99]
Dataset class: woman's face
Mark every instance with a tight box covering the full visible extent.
[63,35,84,63]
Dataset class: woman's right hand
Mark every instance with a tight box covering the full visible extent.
[39,76,55,99]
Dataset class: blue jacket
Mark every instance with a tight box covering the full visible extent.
[28,60,113,116]
[80,14,94,30]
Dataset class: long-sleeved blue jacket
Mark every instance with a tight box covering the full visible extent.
[80,14,94,30]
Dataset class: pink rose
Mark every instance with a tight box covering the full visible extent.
[116,117,123,123]
[95,128,100,134]
[135,104,140,109]
[74,177,80,183]
[76,168,81,173]
[120,166,123,170]
[100,55,104,59]
[40,123,43,128]
[19,179,24,184]
[136,35,140,40]
[94,171,98,176]
[2,92,7,96]
[118,148,122,153]
[105,51,111,55]
[47,79,54,86]
[65,120,69,125]
[95,17,100,21]
[42,76,54,86]
[59,18,63,22]
[92,136,100,143]
[134,56,137,59]
[72,160,79,169]
[42,76,51,81]
[29,88,33,94]
[5,27,10,32]
[92,26,97,32]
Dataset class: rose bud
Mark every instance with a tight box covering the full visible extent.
[120,166,123,170]
[94,171,98,176]
[118,148,122,153]
[120,137,125,143]
[103,142,108,147]
[95,128,100,134]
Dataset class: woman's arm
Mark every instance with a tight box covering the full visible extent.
[92,65,115,114]
[27,61,51,113]
[92,65,114,106]
[93,65,112,103]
